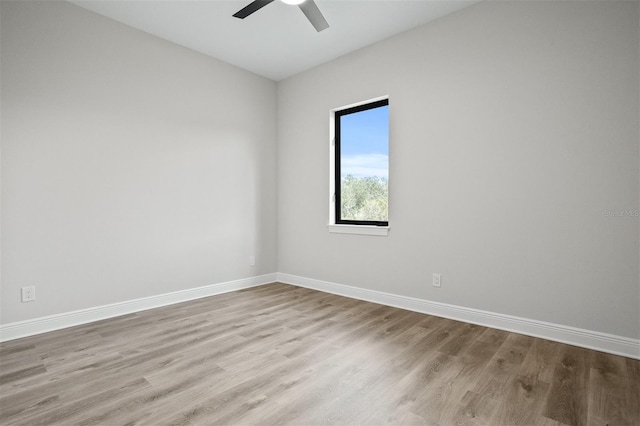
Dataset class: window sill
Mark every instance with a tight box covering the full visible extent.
[327,224,389,236]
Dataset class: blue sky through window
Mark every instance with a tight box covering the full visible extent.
[340,105,389,179]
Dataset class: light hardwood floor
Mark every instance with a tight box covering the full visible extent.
[1,283,638,425]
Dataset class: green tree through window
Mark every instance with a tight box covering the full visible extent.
[341,175,388,221]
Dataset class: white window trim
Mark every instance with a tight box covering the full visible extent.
[327,224,389,236]
[329,95,390,237]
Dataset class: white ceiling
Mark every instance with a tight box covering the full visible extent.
[70,0,479,81]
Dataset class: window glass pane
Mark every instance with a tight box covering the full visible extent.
[340,104,389,222]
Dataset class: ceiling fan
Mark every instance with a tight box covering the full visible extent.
[233,0,329,33]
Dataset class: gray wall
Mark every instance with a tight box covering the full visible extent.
[1,1,278,323]
[277,1,640,339]
[2,0,638,341]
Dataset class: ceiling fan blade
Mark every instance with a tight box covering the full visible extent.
[299,0,329,32]
[233,0,276,19]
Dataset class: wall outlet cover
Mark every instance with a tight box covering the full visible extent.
[21,286,36,302]
[432,274,441,288]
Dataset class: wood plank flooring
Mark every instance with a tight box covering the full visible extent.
[0,283,638,425]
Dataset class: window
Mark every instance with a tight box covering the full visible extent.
[331,98,389,232]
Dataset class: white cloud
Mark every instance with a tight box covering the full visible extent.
[341,154,388,179]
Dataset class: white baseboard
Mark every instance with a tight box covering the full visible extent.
[0,273,277,342]
[3,272,638,360]
[277,273,640,360]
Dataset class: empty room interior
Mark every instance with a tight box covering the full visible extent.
[1,0,639,425]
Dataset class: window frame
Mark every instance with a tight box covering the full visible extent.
[333,97,389,228]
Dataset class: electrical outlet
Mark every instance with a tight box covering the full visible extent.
[21,286,36,302]
[432,274,441,288]
[249,256,256,266]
